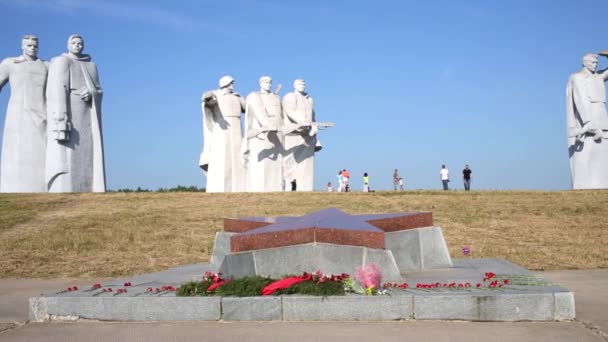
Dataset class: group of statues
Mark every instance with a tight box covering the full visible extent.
[199,76,332,192]
[0,35,105,193]
[1,34,606,192]
[566,52,608,189]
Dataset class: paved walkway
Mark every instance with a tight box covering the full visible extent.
[0,270,606,341]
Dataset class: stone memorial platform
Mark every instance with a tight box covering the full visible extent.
[218,208,450,280]
[29,209,575,322]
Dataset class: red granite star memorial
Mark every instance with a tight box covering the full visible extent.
[223,208,433,252]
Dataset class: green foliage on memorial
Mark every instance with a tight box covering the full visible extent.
[214,276,275,297]
[177,275,345,297]
[273,280,345,296]
[176,280,214,297]
[177,276,274,297]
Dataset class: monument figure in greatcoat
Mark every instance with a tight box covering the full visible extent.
[566,52,608,189]
[46,34,105,192]
[0,35,48,192]
[200,76,245,192]
[243,76,284,192]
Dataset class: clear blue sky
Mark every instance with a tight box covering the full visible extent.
[1,0,607,191]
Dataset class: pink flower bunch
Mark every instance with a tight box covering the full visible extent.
[355,263,382,290]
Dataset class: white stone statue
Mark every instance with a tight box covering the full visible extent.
[566,52,608,189]
[0,35,48,193]
[282,79,334,191]
[45,34,106,192]
[243,76,284,192]
[199,76,246,192]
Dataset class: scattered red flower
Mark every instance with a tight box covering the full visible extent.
[483,272,496,282]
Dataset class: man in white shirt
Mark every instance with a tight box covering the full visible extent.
[440,165,449,191]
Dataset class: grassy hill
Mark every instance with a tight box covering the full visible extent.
[0,190,606,278]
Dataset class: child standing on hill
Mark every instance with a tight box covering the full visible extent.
[363,173,370,192]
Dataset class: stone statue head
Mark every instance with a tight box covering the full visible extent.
[259,76,272,93]
[219,75,235,92]
[21,35,39,58]
[67,34,84,55]
[582,53,599,73]
[293,79,306,93]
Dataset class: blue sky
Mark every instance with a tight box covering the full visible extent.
[1,0,607,191]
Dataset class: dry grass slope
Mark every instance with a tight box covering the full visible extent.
[0,190,607,278]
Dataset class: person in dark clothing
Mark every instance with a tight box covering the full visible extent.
[462,164,472,191]
[291,179,297,191]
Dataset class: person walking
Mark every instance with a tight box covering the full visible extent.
[462,164,472,191]
[440,165,450,190]
[399,177,404,190]
[363,172,370,192]
[393,169,400,190]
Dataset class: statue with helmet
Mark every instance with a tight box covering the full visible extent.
[199,75,246,192]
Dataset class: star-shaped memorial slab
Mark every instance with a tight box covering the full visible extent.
[224,208,433,253]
